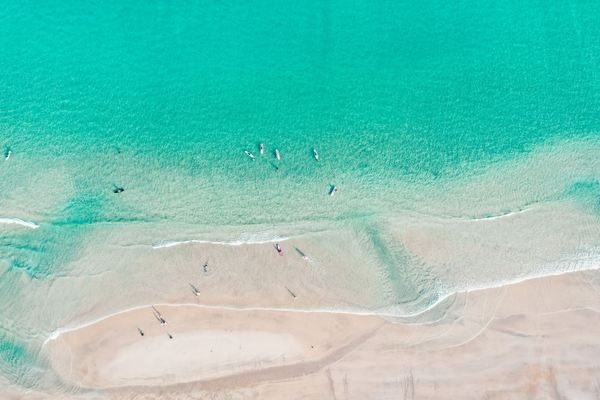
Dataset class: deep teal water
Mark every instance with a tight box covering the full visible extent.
[1,0,600,391]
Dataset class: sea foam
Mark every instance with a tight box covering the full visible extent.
[0,218,39,229]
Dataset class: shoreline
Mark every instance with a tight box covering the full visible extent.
[43,267,600,398]
[0,217,39,229]
[43,263,600,346]
[151,235,291,249]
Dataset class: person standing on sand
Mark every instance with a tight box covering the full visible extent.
[152,306,167,325]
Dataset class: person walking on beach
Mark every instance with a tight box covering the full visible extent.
[275,243,284,256]
[190,283,200,296]
[294,247,309,261]
[152,306,167,325]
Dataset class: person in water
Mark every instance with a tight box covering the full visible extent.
[112,186,125,194]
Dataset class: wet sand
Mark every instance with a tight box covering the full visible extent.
[42,268,600,399]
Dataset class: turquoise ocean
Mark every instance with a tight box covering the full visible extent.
[1,0,600,393]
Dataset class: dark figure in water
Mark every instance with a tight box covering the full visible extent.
[137,328,144,337]
[112,186,125,194]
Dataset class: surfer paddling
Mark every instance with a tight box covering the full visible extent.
[313,148,319,161]
[260,143,265,155]
[274,149,281,160]
[4,150,12,161]
[244,150,255,160]
[329,185,338,197]
[275,242,284,256]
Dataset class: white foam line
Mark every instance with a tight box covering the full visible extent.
[468,206,532,221]
[409,205,536,224]
[0,217,39,229]
[152,236,290,249]
[42,264,600,347]
[42,303,389,347]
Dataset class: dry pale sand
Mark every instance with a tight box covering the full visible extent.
[38,267,600,400]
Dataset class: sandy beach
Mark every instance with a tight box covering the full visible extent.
[36,267,600,400]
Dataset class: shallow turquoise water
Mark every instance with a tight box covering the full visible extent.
[1,0,600,392]
[1,1,599,227]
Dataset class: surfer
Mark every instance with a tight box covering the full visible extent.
[244,150,255,160]
[260,143,265,155]
[4,150,11,161]
[275,149,280,160]
[329,185,338,197]
[313,148,319,161]
[275,243,284,256]
[112,185,125,194]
